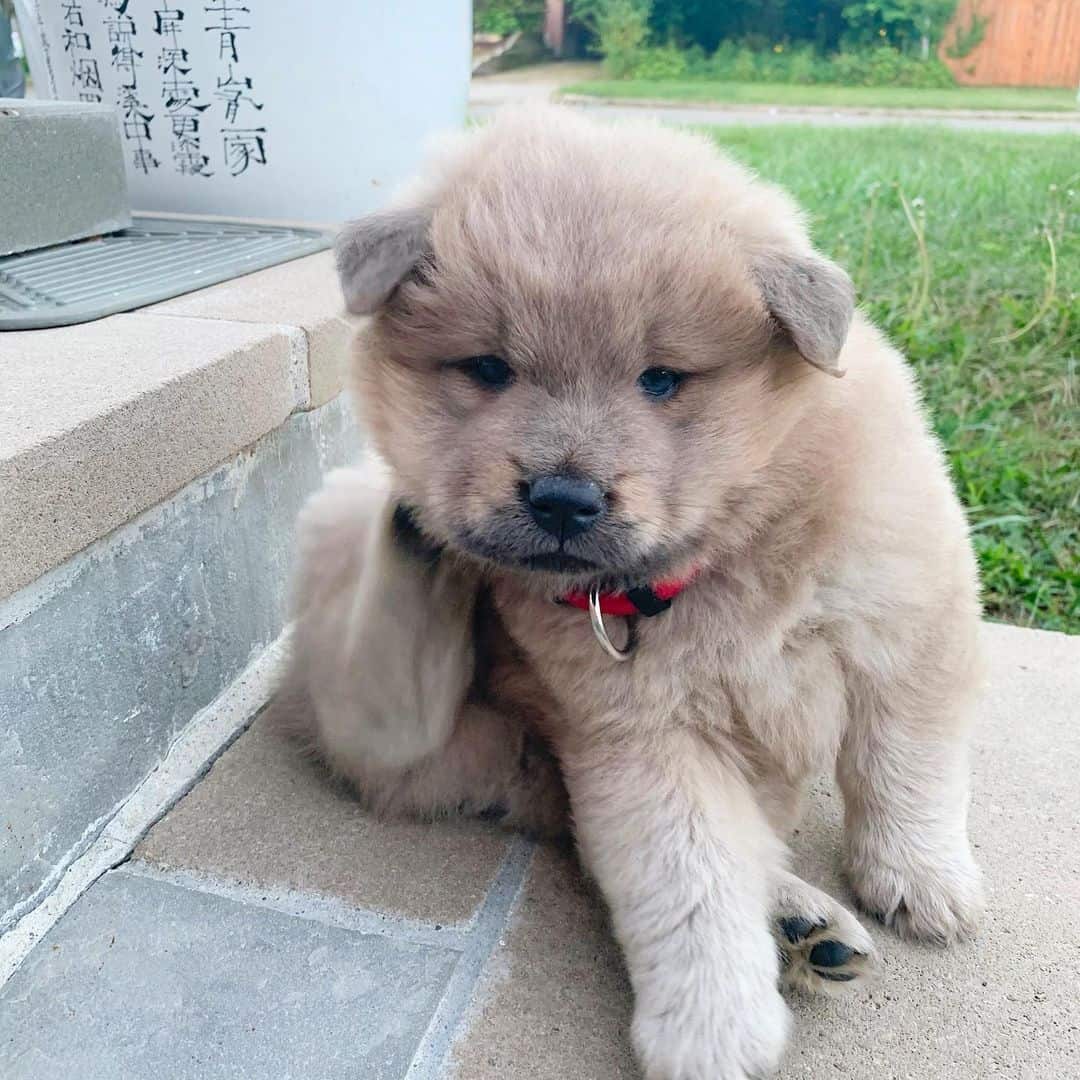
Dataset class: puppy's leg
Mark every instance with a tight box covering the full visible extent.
[559,727,789,1080]
[282,467,569,836]
[837,652,984,944]
[771,870,877,994]
[291,469,479,772]
[331,702,570,838]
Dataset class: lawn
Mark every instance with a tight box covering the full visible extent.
[692,125,1077,632]
[562,80,1080,113]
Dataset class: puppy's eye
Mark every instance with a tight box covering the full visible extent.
[638,367,683,401]
[461,355,514,390]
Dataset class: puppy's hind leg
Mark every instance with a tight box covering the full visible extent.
[340,702,570,838]
[290,469,478,772]
[280,466,569,837]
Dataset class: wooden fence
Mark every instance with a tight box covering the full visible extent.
[941,0,1080,88]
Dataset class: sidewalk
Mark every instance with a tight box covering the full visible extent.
[2,620,1077,1078]
[471,66,1080,134]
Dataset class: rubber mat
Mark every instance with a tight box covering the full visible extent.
[0,216,332,330]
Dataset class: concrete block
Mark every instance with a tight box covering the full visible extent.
[0,99,130,257]
[137,716,513,927]
[450,842,637,1080]
[0,398,359,931]
[0,868,459,1080]
[0,314,300,600]
[449,622,1080,1078]
[148,251,358,408]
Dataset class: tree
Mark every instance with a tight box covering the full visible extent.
[842,0,958,57]
[572,0,653,77]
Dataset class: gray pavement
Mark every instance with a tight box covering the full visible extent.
[470,69,1080,134]
[2,620,1078,1078]
[549,99,1080,134]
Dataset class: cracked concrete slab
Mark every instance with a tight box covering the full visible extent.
[449,841,636,1079]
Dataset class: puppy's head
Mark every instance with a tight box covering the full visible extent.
[337,108,853,590]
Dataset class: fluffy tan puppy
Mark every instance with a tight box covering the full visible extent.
[280,106,984,1079]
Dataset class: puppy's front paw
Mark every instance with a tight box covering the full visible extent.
[631,957,789,1079]
[771,871,878,995]
[847,837,984,945]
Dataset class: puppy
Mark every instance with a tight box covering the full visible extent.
[281,106,984,1079]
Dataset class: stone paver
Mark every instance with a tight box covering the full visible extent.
[137,715,513,927]
[449,622,1080,1079]
[3,622,1076,1079]
[0,868,459,1080]
[148,252,357,409]
[450,841,636,1080]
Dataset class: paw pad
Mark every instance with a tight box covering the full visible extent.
[778,916,825,944]
[809,940,856,968]
[774,912,876,994]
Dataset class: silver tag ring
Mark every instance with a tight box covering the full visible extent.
[588,586,635,662]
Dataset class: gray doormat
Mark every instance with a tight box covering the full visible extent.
[0,216,332,330]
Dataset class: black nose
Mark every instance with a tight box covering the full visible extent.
[525,474,605,541]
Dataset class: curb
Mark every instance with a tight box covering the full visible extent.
[553,92,1080,123]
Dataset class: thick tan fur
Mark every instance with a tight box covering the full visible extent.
[280,107,984,1079]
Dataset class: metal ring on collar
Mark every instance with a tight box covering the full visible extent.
[588,585,636,662]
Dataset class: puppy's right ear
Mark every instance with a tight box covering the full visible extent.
[334,206,432,315]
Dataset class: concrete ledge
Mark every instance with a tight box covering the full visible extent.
[0,396,359,931]
[0,252,356,601]
[0,869,461,1080]
[147,250,357,409]
[0,315,300,599]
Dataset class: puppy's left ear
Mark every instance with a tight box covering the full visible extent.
[753,250,855,377]
[335,205,432,315]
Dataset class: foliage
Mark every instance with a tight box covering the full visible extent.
[829,44,955,86]
[574,1,961,54]
[622,40,955,86]
[841,0,958,49]
[473,0,545,37]
[572,0,961,83]
[574,0,654,78]
[945,6,989,59]
[627,42,690,80]
[646,0,851,53]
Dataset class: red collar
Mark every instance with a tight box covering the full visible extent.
[560,570,699,618]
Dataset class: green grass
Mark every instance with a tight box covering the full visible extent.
[563,80,1080,113]
[693,125,1077,632]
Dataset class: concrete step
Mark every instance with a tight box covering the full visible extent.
[0,249,358,934]
[3,621,1076,1078]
